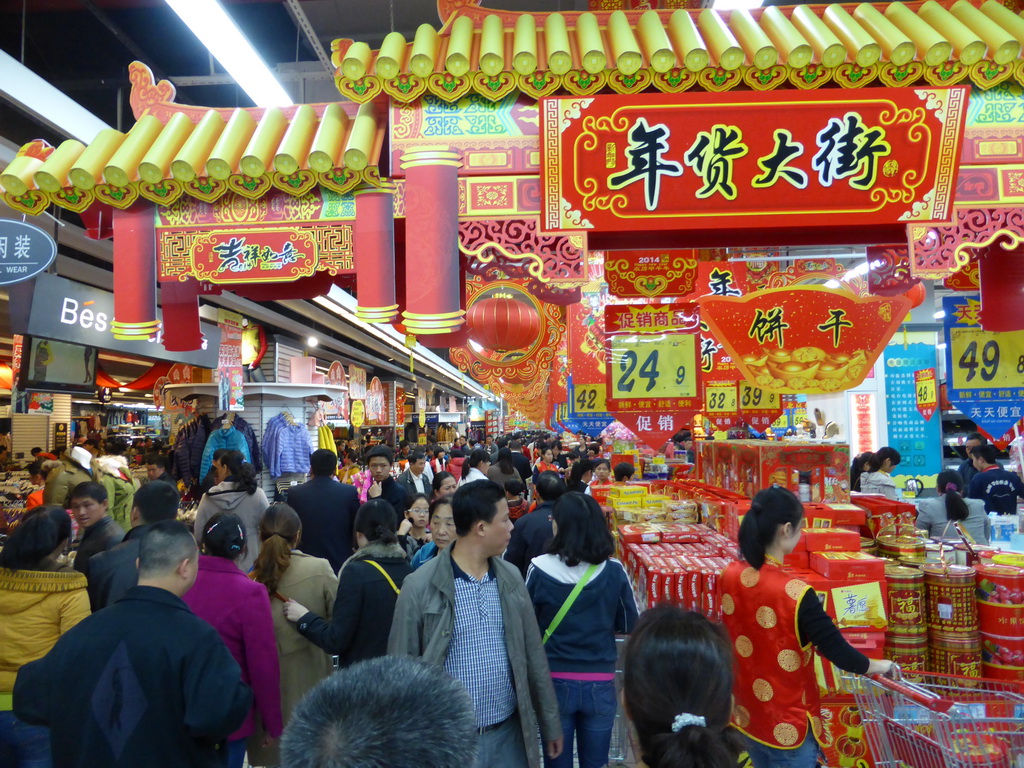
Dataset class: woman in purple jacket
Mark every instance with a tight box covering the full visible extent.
[184,513,283,768]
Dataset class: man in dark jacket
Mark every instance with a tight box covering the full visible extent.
[957,432,987,488]
[14,520,252,768]
[504,472,566,577]
[509,439,533,484]
[397,451,431,499]
[968,444,1024,515]
[287,449,360,573]
[144,452,175,486]
[69,481,125,580]
[366,445,408,520]
[87,480,180,611]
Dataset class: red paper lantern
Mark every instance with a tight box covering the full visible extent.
[468,298,541,351]
[903,282,927,309]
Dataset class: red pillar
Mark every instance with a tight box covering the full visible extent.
[979,243,1024,332]
[160,277,202,351]
[400,148,464,335]
[112,203,159,341]
[354,185,399,323]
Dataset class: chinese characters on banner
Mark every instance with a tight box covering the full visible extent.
[700,287,910,395]
[850,392,879,459]
[366,377,386,424]
[605,303,702,448]
[542,88,967,233]
[883,344,942,481]
[604,250,698,299]
[915,368,938,421]
[943,295,1024,439]
[566,277,615,434]
[216,309,244,412]
[348,365,367,400]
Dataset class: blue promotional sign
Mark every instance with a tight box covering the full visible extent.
[0,219,56,285]
[943,294,1024,439]
[566,376,614,436]
[883,343,942,483]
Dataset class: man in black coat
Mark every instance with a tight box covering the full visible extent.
[503,471,566,576]
[87,480,181,611]
[14,521,252,768]
[287,449,361,573]
[69,481,125,580]
[365,445,409,521]
[509,439,533,484]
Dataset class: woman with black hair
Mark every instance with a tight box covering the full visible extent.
[194,449,269,572]
[858,447,902,500]
[0,506,89,767]
[566,458,595,496]
[721,487,893,768]
[183,513,283,768]
[526,492,638,768]
[622,606,743,768]
[431,471,457,500]
[915,470,990,544]
[487,447,520,489]
[849,451,872,493]
[284,499,411,666]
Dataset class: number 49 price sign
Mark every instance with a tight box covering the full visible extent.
[943,295,1024,439]
[605,303,703,416]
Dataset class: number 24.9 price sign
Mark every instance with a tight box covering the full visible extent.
[605,303,702,413]
[943,295,1024,439]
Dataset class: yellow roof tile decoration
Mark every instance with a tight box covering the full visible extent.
[331,0,1024,103]
[1,63,387,217]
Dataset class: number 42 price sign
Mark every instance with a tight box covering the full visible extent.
[605,303,703,413]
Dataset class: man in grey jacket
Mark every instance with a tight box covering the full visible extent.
[389,480,563,768]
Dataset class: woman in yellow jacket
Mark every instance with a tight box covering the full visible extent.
[0,505,90,766]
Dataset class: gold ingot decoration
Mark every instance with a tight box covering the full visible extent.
[824,5,882,67]
[918,0,986,64]
[69,128,125,190]
[103,115,162,187]
[207,108,257,180]
[34,140,86,193]
[729,8,778,70]
[576,12,607,74]
[792,6,848,68]
[138,112,193,184]
[698,9,744,70]
[240,108,288,178]
[308,103,349,173]
[479,14,505,76]
[274,104,317,175]
[513,15,538,75]
[669,10,709,72]
[760,7,813,68]
[171,110,225,182]
[545,14,573,75]
[853,4,916,67]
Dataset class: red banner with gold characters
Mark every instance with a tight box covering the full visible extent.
[542,88,967,232]
[604,250,698,299]
[605,303,702,414]
[699,287,910,395]
[915,368,938,421]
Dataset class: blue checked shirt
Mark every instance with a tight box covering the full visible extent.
[445,557,517,728]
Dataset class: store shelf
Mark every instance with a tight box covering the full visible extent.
[164,383,346,403]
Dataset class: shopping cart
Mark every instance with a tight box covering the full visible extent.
[843,670,1024,768]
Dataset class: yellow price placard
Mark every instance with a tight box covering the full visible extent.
[350,399,365,429]
[418,411,426,428]
[574,383,607,413]
[915,379,936,406]
[609,335,697,401]
[705,384,738,413]
[950,327,1024,390]
[739,382,780,411]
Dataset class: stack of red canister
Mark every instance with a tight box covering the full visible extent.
[883,565,927,674]
[975,563,1024,682]
[923,563,981,677]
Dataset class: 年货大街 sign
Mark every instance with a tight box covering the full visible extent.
[541,88,967,232]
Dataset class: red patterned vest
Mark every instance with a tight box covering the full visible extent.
[720,559,823,749]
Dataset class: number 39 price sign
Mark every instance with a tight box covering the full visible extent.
[943,295,1024,439]
[605,303,703,447]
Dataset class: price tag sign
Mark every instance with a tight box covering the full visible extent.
[738,382,784,429]
[610,335,697,401]
[350,399,365,429]
[914,368,937,421]
[574,383,608,414]
[705,384,738,413]
[418,411,426,428]
[943,295,1024,438]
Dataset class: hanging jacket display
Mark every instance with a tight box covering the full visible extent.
[209,414,261,474]
[171,414,211,487]
[262,414,313,478]
[199,424,252,481]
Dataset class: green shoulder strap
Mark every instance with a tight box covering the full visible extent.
[542,563,599,645]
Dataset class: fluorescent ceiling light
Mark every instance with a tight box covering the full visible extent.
[306,336,319,347]
[0,49,112,143]
[164,0,293,108]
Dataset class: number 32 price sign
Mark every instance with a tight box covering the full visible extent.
[943,295,1024,439]
[605,303,703,414]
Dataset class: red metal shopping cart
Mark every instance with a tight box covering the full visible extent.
[843,670,1024,768]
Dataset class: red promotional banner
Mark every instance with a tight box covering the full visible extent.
[542,88,967,233]
[699,287,910,395]
[604,250,698,299]
[616,410,685,451]
[914,368,938,421]
[605,303,702,413]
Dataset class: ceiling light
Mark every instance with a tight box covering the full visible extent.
[306,336,318,347]
[0,50,111,143]
[164,0,293,108]
[934,310,946,319]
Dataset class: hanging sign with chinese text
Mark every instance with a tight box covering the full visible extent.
[739,382,783,431]
[348,365,367,399]
[615,410,683,450]
[604,250,698,298]
[700,287,910,395]
[605,303,702,413]
[943,295,1024,438]
[915,368,938,421]
[542,88,967,232]
[0,219,56,286]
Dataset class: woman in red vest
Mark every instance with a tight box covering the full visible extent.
[720,487,893,768]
